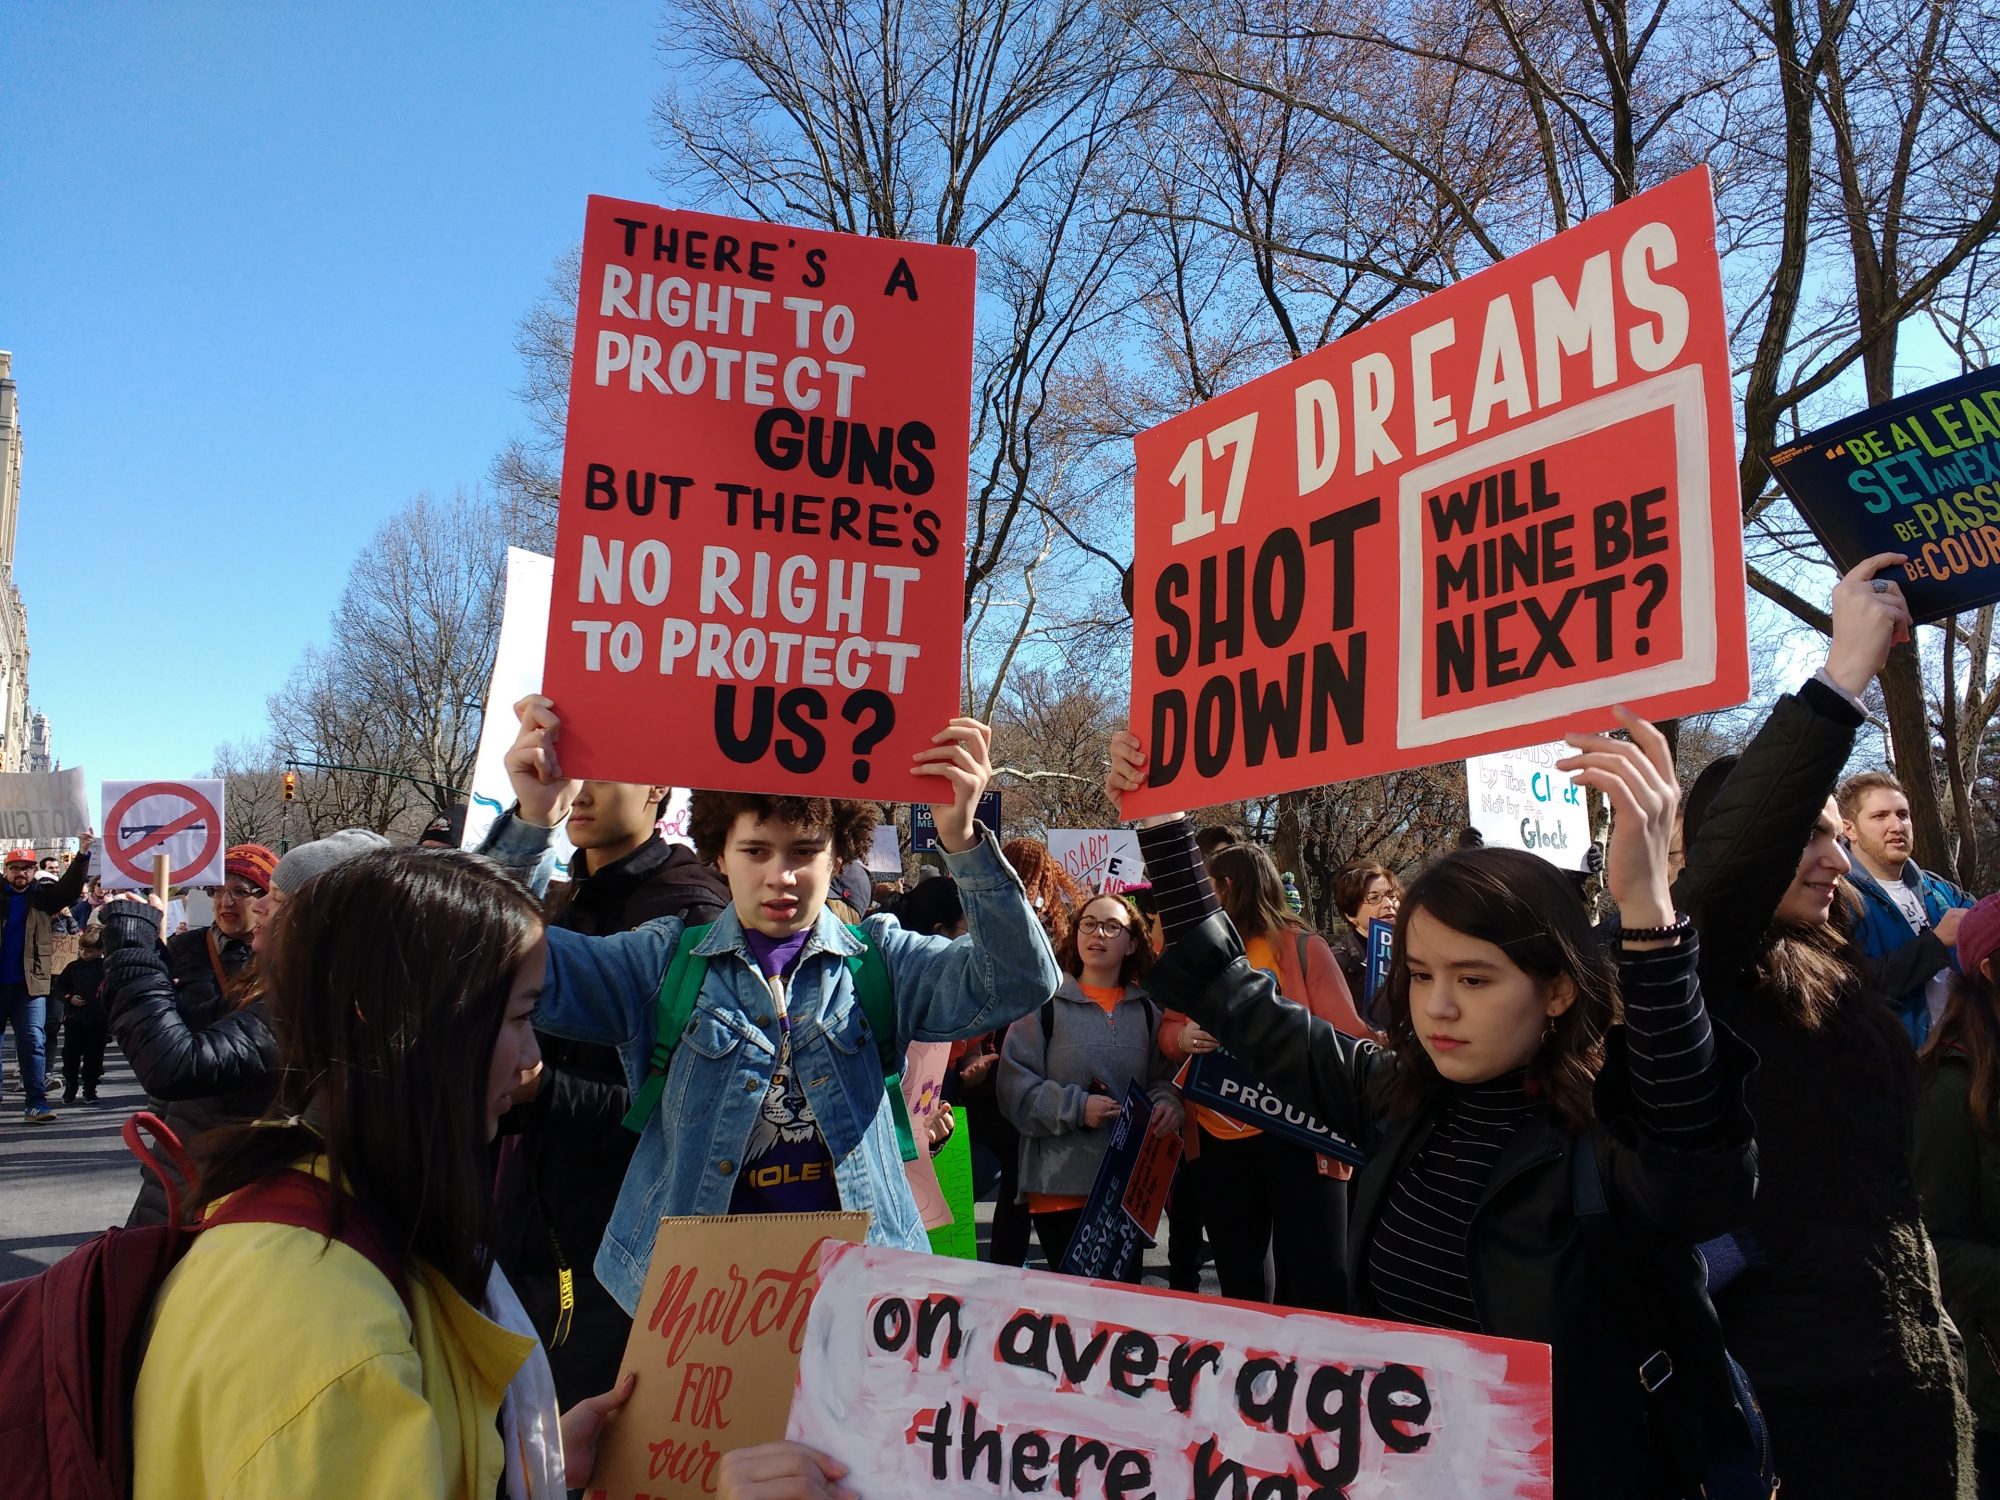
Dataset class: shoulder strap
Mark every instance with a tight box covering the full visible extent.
[1040,997,1058,1069]
[621,924,711,1133]
[847,925,918,1163]
[205,927,229,994]
[204,1169,414,1319]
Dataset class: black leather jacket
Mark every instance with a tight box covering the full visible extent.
[1143,911,1757,1499]
[103,909,271,1226]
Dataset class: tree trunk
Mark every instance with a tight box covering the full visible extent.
[1272,789,1311,925]
[1879,641,1952,869]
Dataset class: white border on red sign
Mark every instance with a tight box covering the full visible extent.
[1395,365,1717,748]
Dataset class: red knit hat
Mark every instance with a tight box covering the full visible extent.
[224,843,278,892]
[1957,893,2000,984]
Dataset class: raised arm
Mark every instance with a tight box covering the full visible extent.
[101,901,275,1100]
[1674,555,1909,995]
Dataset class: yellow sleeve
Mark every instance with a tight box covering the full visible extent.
[220,1348,450,1500]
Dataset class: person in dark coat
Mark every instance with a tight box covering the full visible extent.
[1675,556,1971,1498]
[107,834,385,1225]
[1915,894,2000,1497]
[1110,711,1761,1500]
[53,924,109,1102]
[483,779,730,1410]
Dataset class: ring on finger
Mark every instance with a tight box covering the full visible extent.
[1871,579,1891,594]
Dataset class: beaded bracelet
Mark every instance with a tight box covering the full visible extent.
[1618,913,1692,943]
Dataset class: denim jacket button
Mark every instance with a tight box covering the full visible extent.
[718,1160,735,1175]
[744,1077,760,1093]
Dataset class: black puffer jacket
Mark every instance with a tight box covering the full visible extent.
[487,826,730,1408]
[1144,912,1757,1500]
[102,910,270,1227]
[1674,678,1972,1498]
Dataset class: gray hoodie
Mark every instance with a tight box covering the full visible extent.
[998,976,1182,1201]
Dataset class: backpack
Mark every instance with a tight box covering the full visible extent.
[620,922,917,1161]
[0,1113,412,1500]
[1570,1130,1777,1500]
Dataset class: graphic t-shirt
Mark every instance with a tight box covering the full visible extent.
[728,928,841,1214]
[1885,873,1954,1026]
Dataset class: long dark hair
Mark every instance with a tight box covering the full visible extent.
[1376,848,1614,1130]
[1923,965,2000,1134]
[1209,844,1300,943]
[1683,752,1881,1034]
[193,849,544,1301]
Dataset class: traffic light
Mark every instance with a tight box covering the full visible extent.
[282,770,298,803]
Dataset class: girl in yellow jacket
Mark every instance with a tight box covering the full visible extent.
[131,848,633,1499]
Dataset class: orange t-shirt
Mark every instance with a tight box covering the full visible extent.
[1029,985,1128,1215]
[1189,934,1283,1140]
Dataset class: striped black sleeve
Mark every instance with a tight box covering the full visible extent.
[1134,818,1220,942]
[1617,935,1728,1145]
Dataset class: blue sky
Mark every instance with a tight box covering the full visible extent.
[1,4,664,786]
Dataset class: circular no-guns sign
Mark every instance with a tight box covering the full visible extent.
[104,781,223,887]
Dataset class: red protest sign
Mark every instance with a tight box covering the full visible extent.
[1125,167,1747,814]
[544,198,976,798]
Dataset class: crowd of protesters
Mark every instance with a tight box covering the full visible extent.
[9,555,2000,1498]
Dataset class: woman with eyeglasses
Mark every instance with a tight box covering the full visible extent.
[998,891,1183,1278]
[1330,858,1401,1014]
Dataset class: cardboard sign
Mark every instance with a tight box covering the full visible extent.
[1046,829,1149,894]
[463,547,579,873]
[1181,1051,1367,1165]
[1125,167,1746,813]
[865,824,903,875]
[790,1241,1555,1499]
[1059,1084,1182,1279]
[1768,365,2000,623]
[1466,741,1591,869]
[98,780,226,890]
[926,1107,979,1260]
[911,789,1001,852]
[0,769,90,844]
[901,1041,955,1231]
[585,1211,869,1500]
[544,197,977,800]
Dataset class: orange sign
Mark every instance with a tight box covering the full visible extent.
[545,197,976,798]
[1124,168,1747,813]
[584,1211,869,1500]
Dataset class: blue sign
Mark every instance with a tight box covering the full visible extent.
[1366,917,1396,1008]
[910,789,1002,852]
[1059,1084,1160,1279]
[1768,366,2000,625]
[1181,1051,1367,1166]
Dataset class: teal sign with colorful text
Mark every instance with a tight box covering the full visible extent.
[1769,367,2000,623]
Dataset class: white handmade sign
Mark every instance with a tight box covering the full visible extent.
[789,1242,1554,1500]
[1046,829,1148,893]
[1465,741,1592,870]
[0,769,90,845]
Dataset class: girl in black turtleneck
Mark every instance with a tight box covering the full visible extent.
[1116,710,1760,1500]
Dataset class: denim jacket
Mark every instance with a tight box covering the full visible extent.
[481,815,1061,1313]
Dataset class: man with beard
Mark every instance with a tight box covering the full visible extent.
[1838,770,1980,1047]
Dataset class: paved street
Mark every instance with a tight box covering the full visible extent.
[0,1046,1222,1293]
[0,1045,149,1281]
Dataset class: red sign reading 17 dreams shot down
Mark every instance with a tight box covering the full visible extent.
[543,197,976,800]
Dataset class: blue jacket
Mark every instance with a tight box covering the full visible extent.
[1845,857,1970,1047]
[482,815,1061,1312]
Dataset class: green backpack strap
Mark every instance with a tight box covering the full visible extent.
[847,924,918,1163]
[620,924,712,1134]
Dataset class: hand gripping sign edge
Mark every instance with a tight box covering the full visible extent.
[104,781,223,887]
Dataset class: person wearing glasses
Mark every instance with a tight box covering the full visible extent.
[998,891,1182,1279]
[1330,858,1402,1010]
